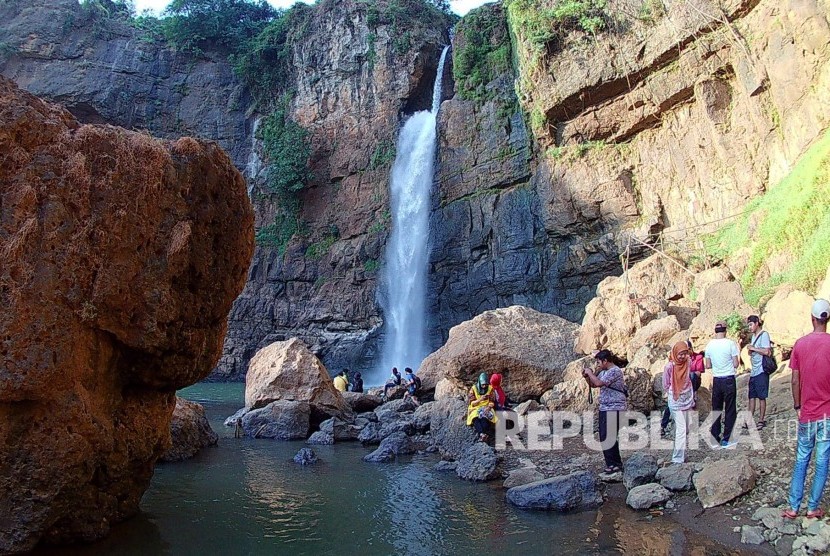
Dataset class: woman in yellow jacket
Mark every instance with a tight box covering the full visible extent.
[467,373,497,442]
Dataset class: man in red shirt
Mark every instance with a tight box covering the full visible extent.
[783,299,830,518]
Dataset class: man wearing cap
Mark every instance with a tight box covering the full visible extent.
[704,320,740,448]
[783,299,830,519]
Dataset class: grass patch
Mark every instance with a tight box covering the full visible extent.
[305,227,339,259]
[364,259,380,272]
[705,129,830,305]
[255,206,305,254]
[369,140,396,170]
[504,0,608,52]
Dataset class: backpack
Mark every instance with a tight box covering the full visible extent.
[413,375,422,390]
[752,331,778,375]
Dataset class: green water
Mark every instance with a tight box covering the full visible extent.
[36,383,732,555]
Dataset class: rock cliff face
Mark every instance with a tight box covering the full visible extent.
[3,0,828,381]
[0,77,253,553]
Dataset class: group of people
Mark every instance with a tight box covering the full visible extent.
[382,367,421,405]
[332,369,363,393]
[465,372,508,442]
[582,313,780,474]
[586,298,830,519]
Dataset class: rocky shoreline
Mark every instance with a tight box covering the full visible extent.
[159,252,830,555]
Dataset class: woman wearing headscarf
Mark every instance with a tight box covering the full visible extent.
[662,341,695,463]
[467,373,497,442]
[490,373,508,410]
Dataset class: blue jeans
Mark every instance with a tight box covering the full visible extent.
[788,418,830,512]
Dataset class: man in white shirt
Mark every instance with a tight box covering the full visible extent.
[705,320,740,448]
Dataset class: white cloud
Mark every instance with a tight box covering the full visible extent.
[133,0,493,16]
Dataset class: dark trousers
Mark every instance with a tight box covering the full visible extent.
[599,410,623,469]
[473,418,492,435]
[711,376,737,442]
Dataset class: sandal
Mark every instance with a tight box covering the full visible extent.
[757,421,767,430]
[782,509,799,519]
[603,466,622,474]
[807,508,825,519]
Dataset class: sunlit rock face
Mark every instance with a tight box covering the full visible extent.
[0,76,254,553]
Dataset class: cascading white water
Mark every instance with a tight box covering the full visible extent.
[245,116,264,196]
[373,46,450,384]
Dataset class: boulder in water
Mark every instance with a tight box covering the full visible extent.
[0,77,253,553]
[293,448,319,465]
[506,471,603,511]
[656,463,695,491]
[363,432,415,462]
[419,306,579,401]
[626,483,671,510]
[244,338,349,423]
[503,468,544,489]
[160,398,219,462]
[693,456,757,508]
[434,460,458,472]
[306,431,335,445]
[429,398,478,460]
[241,400,311,440]
[224,407,248,427]
[456,442,500,482]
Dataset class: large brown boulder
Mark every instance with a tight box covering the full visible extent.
[419,306,579,402]
[761,285,815,349]
[688,281,755,344]
[160,398,219,463]
[0,77,253,553]
[244,338,349,421]
[693,267,734,302]
[540,358,590,412]
[575,254,693,355]
[627,315,681,361]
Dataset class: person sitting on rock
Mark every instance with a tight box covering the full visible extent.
[662,341,695,463]
[351,372,364,393]
[466,372,497,442]
[490,372,509,410]
[333,370,349,392]
[382,367,401,400]
[402,367,421,406]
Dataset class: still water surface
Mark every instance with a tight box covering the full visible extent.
[37,383,732,555]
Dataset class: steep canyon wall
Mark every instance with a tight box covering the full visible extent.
[3,0,829,381]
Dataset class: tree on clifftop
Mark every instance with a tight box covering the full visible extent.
[163,0,279,54]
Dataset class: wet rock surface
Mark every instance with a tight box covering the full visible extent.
[455,443,500,482]
[506,471,604,512]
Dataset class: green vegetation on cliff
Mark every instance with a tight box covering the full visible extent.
[705,129,830,305]
[259,100,311,198]
[504,0,608,51]
[163,0,278,54]
[452,5,512,103]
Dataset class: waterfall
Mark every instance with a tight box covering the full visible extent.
[373,45,449,384]
[245,116,263,196]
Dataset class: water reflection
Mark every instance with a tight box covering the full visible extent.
[32,384,741,555]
